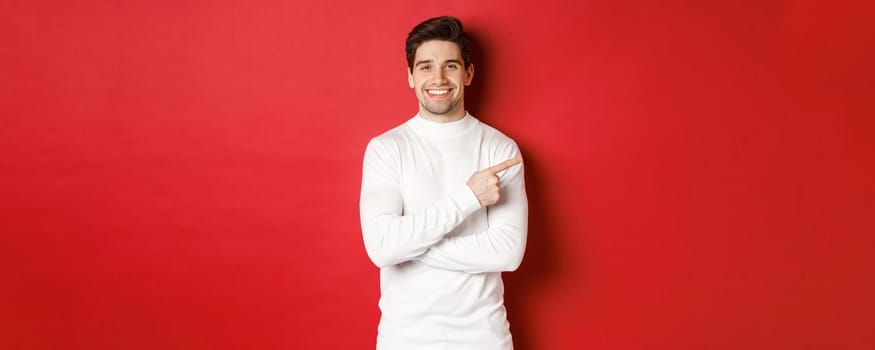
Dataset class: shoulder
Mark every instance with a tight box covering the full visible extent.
[371,122,410,144]
[364,118,415,156]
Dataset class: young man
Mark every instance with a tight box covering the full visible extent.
[359,16,528,350]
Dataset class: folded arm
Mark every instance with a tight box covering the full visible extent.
[415,150,528,274]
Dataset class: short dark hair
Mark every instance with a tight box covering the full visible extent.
[406,16,472,72]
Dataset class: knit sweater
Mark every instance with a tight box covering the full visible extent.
[359,112,528,350]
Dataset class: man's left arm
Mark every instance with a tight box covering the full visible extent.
[414,152,528,274]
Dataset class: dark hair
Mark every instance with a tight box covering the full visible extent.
[406,16,472,72]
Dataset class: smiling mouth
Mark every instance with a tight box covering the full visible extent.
[425,88,452,97]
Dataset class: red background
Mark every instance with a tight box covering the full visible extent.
[2,0,873,349]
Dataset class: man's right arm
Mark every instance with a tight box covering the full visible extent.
[359,138,481,268]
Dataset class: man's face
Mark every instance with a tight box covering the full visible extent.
[408,40,474,120]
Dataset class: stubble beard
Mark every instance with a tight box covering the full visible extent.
[421,99,459,116]
[418,87,461,116]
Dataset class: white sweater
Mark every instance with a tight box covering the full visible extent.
[360,113,528,350]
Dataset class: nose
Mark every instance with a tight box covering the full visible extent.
[432,66,448,83]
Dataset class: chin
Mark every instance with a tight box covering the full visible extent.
[424,104,455,116]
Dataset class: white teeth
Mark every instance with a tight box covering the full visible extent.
[428,89,449,95]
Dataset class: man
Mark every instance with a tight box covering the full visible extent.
[359,16,528,350]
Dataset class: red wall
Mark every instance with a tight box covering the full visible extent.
[2,1,873,349]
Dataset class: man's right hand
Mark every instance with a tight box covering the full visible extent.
[466,157,523,207]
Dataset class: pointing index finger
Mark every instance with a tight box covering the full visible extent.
[485,156,523,174]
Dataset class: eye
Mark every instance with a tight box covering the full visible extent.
[446,63,458,70]
[419,64,431,71]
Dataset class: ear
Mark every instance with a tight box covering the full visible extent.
[407,68,414,88]
[464,63,475,86]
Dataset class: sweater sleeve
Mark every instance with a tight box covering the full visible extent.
[359,138,482,268]
[414,149,529,274]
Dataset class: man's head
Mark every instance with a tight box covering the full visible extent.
[406,16,472,72]
[405,16,475,121]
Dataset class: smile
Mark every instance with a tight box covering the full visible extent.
[425,88,452,97]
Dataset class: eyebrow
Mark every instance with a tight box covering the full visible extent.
[414,59,462,67]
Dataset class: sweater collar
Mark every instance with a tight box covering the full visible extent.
[407,112,479,138]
